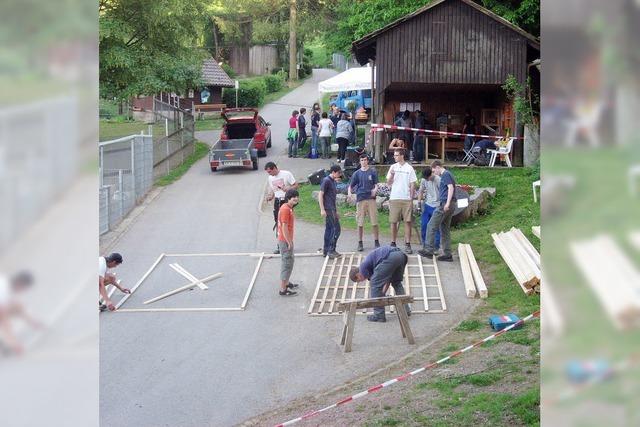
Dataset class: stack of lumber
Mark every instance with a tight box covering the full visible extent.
[492,227,541,295]
[571,235,640,330]
[540,274,564,338]
[458,243,488,298]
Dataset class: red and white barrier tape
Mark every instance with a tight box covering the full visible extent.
[370,123,522,140]
[275,310,540,427]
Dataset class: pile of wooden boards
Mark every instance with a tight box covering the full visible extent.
[571,234,640,330]
[492,228,541,295]
[458,243,488,298]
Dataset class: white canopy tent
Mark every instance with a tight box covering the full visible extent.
[317,66,376,93]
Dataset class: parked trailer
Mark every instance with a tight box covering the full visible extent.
[209,138,259,172]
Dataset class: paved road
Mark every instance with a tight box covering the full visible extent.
[100,69,476,427]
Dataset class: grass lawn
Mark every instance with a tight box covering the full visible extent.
[293,165,541,425]
[194,117,224,131]
[155,141,210,186]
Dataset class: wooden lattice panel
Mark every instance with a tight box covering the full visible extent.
[308,254,446,316]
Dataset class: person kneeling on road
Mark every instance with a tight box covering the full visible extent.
[349,245,411,322]
[99,253,130,311]
[277,189,301,296]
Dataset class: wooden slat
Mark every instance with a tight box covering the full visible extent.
[308,255,331,314]
[115,253,165,309]
[333,253,355,313]
[327,254,348,313]
[317,257,339,314]
[458,243,476,298]
[511,227,540,269]
[432,255,447,310]
[417,253,429,311]
[465,244,488,298]
[240,254,263,309]
[143,273,223,305]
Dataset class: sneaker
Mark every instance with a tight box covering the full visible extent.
[406,305,412,317]
[374,240,380,248]
[287,282,299,289]
[273,247,280,254]
[328,251,342,259]
[437,254,454,262]
[99,303,107,312]
[357,241,364,252]
[367,314,387,322]
[279,289,297,296]
[418,249,434,257]
[390,241,397,247]
[404,243,413,254]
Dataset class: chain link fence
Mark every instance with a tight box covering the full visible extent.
[99,98,195,235]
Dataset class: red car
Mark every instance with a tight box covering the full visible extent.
[219,108,272,157]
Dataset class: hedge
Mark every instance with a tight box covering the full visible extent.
[222,78,266,108]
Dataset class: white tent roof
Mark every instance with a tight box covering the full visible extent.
[317,66,376,93]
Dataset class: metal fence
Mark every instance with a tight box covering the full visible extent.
[0,96,78,251]
[99,98,195,235]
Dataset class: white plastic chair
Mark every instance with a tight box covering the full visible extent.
[488,137,515,167]
[461,139,478,164]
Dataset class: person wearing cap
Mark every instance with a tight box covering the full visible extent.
[99,253,130,311]
[349,245,410,323]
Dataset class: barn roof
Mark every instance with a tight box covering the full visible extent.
[202,58,235,87]
[353,0,539,65]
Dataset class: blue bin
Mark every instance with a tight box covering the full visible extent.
[488,313,522,331]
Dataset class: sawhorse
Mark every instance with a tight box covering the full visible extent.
[337,295,415,353]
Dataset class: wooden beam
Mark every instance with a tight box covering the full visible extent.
[307,254,330,314]
[433,255,447,310]
[492,233,534,295]
[511,227,540,269]
[115,253,165,309]
[169,263,208,290]
[417,252,429,310]
[117,307,243,313]
[458,243,477,298]
[464,244,488,298]
[143,273,223,305]
[337,295,414,310]
[531,226,540,239]
[240,253,264,309]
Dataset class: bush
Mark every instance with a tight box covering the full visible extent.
[262,74,283,93]
[222,78,266,107]
[221,63,237,79]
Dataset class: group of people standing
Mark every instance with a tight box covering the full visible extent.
[264,150,458,304]
[287,104,355,162]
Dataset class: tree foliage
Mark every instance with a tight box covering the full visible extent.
[99,0,208,100]
[324,0,539,56]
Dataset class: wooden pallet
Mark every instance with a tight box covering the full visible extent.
[307,253,446,316]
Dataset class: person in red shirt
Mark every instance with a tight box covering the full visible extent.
[277,189,300,296]
[287,110,299,158]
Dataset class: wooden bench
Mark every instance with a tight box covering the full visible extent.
[337,295,415,352]
[194,103,227,119]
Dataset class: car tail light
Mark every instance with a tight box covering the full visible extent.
[211,161,220,167]
[253,133,264,142]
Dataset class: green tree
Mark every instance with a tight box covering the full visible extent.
[99,0,208,100]
[324,0,539,56]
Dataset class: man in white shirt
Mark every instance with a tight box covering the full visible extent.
[99,253,129,311]
[386,148,417,254]
[264,162,298,254]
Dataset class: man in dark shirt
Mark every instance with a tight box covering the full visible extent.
[419,160,456,261]
[463,108,477,151]
[297,107,307,152]
[349,245,410,322]
[319,164,342,259]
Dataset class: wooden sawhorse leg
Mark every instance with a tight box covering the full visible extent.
[340,302,357,353]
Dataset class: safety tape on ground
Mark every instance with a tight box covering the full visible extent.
[369,123,522,140]
[274,310,540,427]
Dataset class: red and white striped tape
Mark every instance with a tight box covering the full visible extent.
[369,123,521,140]
[275,310,540,427]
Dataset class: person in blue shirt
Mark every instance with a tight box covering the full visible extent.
[419,160,456,261]
[348,154,380,252]
[349,245,410,322]
[319,164,343,259]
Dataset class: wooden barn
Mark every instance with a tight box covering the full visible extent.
[352,0,540,165]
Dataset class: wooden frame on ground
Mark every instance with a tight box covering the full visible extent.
[307,254,446,316]
[115,252,265,313]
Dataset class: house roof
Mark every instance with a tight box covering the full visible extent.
[352,0,540,63]
[202,58,235,87]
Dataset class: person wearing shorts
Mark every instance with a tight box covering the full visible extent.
[277,189,300,296]
[348,154,380,251]
[386,149,417,254]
